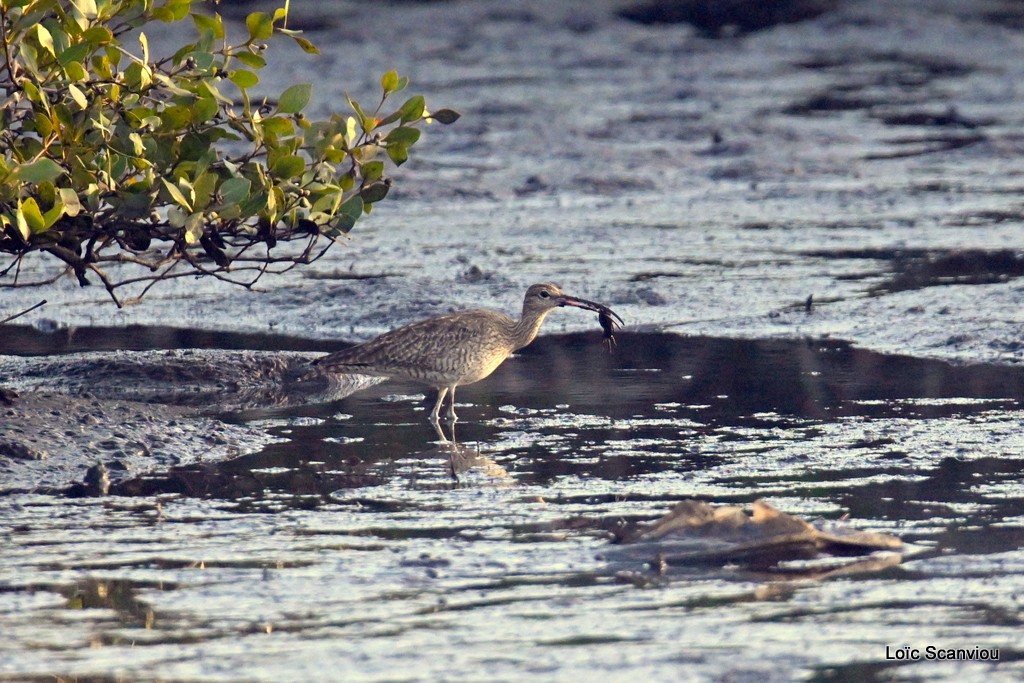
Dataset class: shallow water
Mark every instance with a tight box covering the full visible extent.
[2,332,1023,681]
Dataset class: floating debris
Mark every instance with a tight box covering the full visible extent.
[606,499,906,579]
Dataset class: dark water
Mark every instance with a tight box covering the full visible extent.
[1,329,1023,681]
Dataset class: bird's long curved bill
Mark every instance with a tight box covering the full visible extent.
[558,295,625,328]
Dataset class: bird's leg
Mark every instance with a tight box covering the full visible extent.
[446,385,458,423]
[432,420,459,481]
[430,387,449,424]
[431,419,450,442]
[447,445,458,483]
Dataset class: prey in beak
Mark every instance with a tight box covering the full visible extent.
[558,295,624,350]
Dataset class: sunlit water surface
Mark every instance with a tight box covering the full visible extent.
[2,333,1023,681]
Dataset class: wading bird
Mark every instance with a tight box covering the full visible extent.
[312,283,622,423]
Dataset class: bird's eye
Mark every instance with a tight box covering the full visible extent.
[538,290,550,298]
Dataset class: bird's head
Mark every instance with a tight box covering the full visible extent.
[522,282,608,317]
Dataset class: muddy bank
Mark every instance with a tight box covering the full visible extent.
[0,390,275,493]
[0,349,382,492]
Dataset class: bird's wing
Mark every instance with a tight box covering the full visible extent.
[313,311,507,377]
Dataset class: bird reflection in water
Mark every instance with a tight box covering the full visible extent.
[426,419,510,484]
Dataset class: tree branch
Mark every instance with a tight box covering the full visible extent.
[0,299,46,325]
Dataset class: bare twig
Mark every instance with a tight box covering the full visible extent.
[0,5,19,96]
[0,299,46,325]
[1,220,342,306]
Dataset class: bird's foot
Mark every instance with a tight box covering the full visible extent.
[430,417,460,444]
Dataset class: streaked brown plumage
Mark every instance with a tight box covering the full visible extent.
[312,283,622,422]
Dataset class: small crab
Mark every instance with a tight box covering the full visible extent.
[596,305,624,351]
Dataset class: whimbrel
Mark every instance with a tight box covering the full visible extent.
[312,283,622,423]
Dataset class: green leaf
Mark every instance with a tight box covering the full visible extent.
[122,190,154,218]
[33,114,53,137]
[362,160,384,183]
[82,25,112,45]
[20,43,41,79]
[339,170,355,191]
[290,35,320,54]
[74,0,98,19]
[198,79,232,105]
[429,108,461,124]
[124,62,152,90]
[380,70,399,93]
[351,144,379,163]
[344,115,358,148]
[21,81,43,106]
[359,180,390,204]
[334,195,363,233]
[34,24,55,57]
[20,198,46,233]
[43,202,63,230]
[311,189,342,214]
[59,188,82,217]
[53,103,74,130]
[190,51,213,70]
[192,12,225,39]
[14,207,30,240]
[68,83,88,109]
[57,42,90,67]
[192,171,218,210]
[235,50,266,69]
[37,182,56,208]
[345,94,367,123]
[271,154,305,178]
[161,177,192,210]
[159,104,192,128]
[173,0,193,19]
[245,11,274,41]
[324,146,347,163]
[167,206,187,228]
[184,212,204,245]
[216,202,240,220]
[15,159,65,183]
[128,132,145,156]
[386,126,421,146]
[64,60,87,81]
[219,177,251,206]
[398,95,425,123]
[157,0,191,22]
[192,95,218,123]
[386,142,409,166]
[229,69,259,89]
[278,83,311,114]
[262,116,295,137]
[238,190,268,216]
